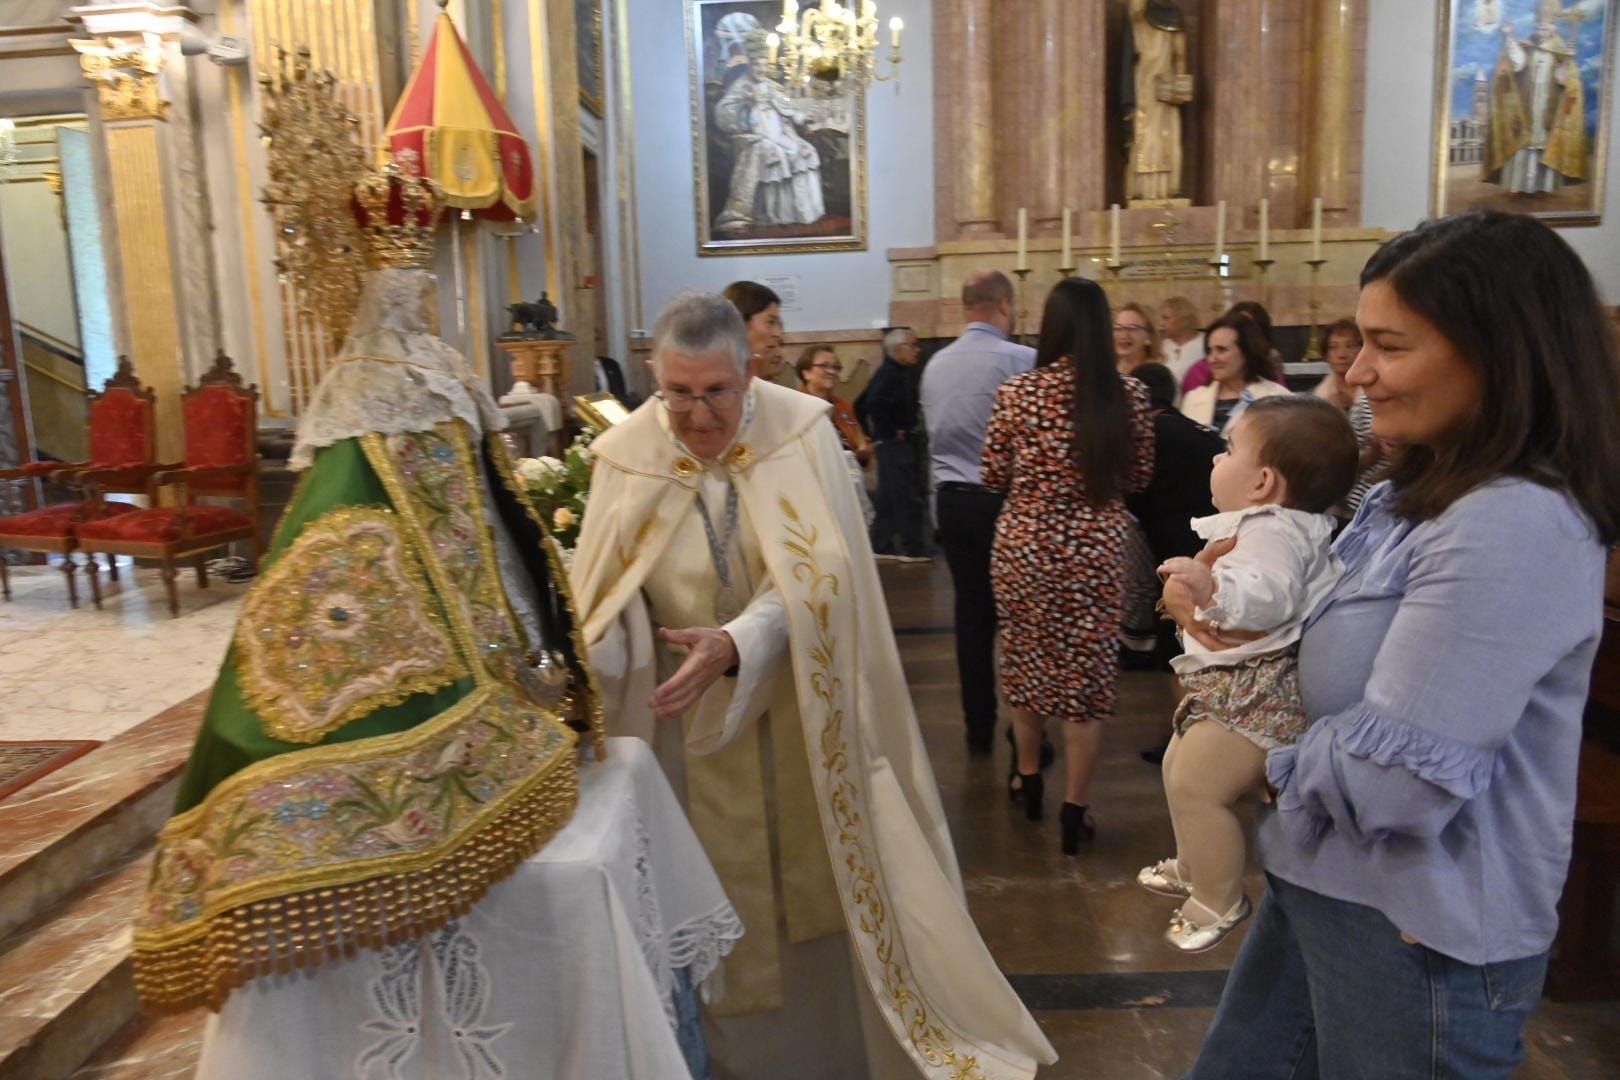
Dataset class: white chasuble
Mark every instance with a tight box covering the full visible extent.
[572,380,1058,1080]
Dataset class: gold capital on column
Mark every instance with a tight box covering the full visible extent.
[73,36,169,122]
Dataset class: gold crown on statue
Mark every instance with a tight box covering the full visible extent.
[352,162,445,270]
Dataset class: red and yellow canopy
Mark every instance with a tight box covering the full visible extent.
[384,11,537,221]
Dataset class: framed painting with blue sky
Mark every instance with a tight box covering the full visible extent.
[1433,0,1615,224]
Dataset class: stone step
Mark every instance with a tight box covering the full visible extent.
[70,1010,205,1079]
[0,851,149,1080]
[0,693,205,944]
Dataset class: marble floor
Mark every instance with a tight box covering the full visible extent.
[0,561,246,743]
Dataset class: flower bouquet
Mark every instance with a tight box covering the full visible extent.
[515,427,596,558]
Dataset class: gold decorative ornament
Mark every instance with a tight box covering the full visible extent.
[72,34,168,122]
[672,456,700,478]
[352,163,446,270]
[724,442,753,471]
[257,46,369,348]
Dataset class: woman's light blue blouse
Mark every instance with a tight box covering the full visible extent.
[1259,477,1607,965]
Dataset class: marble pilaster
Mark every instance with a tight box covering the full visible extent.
[1205,0,1268,214]
[953,0,996,236]
[1304,0,1357,221]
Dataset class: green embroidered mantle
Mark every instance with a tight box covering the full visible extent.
[133,422,602,1014]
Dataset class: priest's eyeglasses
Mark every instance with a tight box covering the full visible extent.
[654,387,747,414]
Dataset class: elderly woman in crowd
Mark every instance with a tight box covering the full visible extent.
[1178,209,1620,1078]
[1179,312,1290,435]
[983,278,1154,855]
[1315,317,1386,522]
[722,279,786,380]
[794,345,871,464]
[796,344,875,524]
[1113,301,1161,375]
[1158,295,1206,393]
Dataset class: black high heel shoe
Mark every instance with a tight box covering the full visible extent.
[1060,803,1094,855]
[1019,772,1044,821]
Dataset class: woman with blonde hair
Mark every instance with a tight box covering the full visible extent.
[1113,301,1161,375]
[1158,296,1205,391]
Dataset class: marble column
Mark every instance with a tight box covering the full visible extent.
[1206,0,1268,214]
[1303,0,1355,219]
[1066,0,1107,230]
[955,0,997,236]
[1030,0,1065,231]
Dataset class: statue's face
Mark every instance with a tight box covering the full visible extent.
[657,346,749,460]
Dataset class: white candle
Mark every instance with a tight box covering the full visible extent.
[1060,207,1072,268]
[1311,197,1324,261]
[1258,197,1270,262]
[889,15,902,48]
[1109,203,1121,265]
[1016,207,1028,271]
[1213,200,1227,262]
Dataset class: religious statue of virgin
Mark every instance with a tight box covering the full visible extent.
[1122,0,1194,205]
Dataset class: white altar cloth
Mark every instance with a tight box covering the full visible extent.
[194,737,742,1080]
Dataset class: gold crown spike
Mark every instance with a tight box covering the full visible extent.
[352,163,445,270]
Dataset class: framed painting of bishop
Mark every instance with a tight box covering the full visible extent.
[1433,0,1616,224]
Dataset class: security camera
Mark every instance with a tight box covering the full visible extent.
[178,25,249,66]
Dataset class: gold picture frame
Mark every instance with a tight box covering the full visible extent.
[685,0,868,256]
[1431,0,1615,225]
[576,0,604,117]
[574,391,631,430]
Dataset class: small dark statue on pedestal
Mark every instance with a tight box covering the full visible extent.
[504,293,572,340]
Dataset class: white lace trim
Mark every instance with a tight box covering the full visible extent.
[291,269,507,470]
[665,901,744,993]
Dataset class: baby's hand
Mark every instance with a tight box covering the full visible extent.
[1158,556,1216,608]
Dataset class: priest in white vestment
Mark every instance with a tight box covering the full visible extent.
[571,292,1057,1080]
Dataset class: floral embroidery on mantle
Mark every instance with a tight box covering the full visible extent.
[356,920,513,1079]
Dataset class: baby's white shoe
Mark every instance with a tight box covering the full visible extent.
[1164,895,1252,953]
[1136,858,1192,898]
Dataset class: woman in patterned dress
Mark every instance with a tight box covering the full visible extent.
[983,277,1155,855]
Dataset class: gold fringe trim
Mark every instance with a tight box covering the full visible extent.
[133,751,579,1015]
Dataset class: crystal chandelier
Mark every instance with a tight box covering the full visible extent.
[767,0,902,95]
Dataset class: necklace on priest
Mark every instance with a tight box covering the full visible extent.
[699,481,744,625]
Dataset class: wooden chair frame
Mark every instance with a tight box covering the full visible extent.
[0,358,156,606]
[78,354,261,617]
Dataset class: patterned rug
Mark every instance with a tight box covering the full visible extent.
[0,741,100,802]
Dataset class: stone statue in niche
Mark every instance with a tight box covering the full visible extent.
[1122,0,1193,205]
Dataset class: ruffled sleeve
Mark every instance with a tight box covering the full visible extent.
[1270,480,1603,845]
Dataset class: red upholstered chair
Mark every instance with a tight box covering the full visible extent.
[0,357,157,607]
[77,353,261,617]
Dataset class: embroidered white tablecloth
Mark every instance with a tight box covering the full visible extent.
[194,737,742,1080]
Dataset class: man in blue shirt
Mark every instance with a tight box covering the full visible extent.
[857,326,930,561]
[920,270,1035,755]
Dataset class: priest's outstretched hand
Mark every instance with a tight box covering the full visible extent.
[650,627,740,719]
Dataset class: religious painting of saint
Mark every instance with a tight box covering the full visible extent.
[685,0,868,256]
[1433,0,1615,224]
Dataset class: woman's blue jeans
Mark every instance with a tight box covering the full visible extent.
[1187,874,1547,1080]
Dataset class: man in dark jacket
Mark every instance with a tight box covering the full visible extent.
[857,327,929,561]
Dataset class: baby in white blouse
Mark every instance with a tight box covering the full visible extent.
[1139,395,1360,953]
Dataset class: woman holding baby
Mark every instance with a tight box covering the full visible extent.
[1167,209,1620,1078]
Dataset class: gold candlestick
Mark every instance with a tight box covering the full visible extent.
[1013,267,1034,345]
[1056,264,1077,283]
[1303,257,1328,361]
[1103,260,1123,288]
[1252,257,1276,308]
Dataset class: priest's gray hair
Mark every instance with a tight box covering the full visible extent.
[883,326,916,354]
[651,291,750,375]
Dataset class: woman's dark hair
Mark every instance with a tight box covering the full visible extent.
[1035,277,1132,505]
[1325,317,1362,347]
[1132,361,1178,411]
[1204,313,1272,383]
[1226,301,1274,348]
[721,280,781,324]
[1361,208,1620,542]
